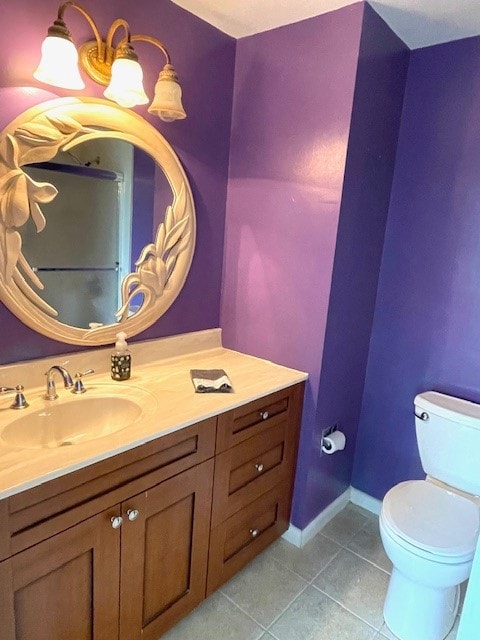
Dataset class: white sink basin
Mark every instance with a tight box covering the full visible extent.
[0,385,157,449]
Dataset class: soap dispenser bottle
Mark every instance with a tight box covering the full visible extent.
[111,332,131,381]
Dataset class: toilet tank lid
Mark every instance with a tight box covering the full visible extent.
[415,391,480,430]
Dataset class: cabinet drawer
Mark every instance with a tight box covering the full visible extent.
[2,417,216,559]
[216,385,303,453]
[211,419,296,526]
[207,482,290,594]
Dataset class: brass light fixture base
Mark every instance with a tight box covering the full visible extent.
[79,40,111,86]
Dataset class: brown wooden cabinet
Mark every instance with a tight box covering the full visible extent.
[0,508,121,640]
[119,460,213,640]
[207,383,304,593]
[0,383,304,640]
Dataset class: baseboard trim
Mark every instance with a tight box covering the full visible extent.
[283,488,351,548]
[350,487,382,515]
[283,486,382,548]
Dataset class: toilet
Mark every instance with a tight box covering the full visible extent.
[380,391,480,640]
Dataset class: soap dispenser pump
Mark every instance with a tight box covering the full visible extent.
[111,332,131,381]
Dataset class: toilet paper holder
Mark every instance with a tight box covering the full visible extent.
[321,426,346,454]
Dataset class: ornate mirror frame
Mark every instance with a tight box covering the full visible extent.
[0,97,195,345]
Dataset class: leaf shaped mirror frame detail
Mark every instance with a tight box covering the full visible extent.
[0,98,196,345]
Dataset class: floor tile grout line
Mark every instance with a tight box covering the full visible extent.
[257,549,383,636]
[328,514,392,575]
[218,591,270,632]
[309,537,391,582]
[221,579,322,635]
[306,547,343,585]
[263,546,342,585]
[340,546,392,575]
[268,542,345,586]
[311,583,385,632]
[261,582,311,632]
[231,581,315,634]
[265,583,381,640]
[320,530,364,547]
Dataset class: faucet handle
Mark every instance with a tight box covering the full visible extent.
[72,369,95,394]
[1,384,29,410]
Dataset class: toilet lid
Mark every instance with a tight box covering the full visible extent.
[382,480,480,558]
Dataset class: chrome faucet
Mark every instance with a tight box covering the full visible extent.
[44,366,74,400]
[72,369,95,394]
[0,384,29,409]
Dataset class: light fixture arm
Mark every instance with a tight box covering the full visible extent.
[105,18,133,65]
[56,2,104,57]
[128,34,171,66]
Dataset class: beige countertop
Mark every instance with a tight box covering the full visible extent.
[0,334,307,500]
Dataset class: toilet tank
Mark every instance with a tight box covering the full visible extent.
[415,391,480,496]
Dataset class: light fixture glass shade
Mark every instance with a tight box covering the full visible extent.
[33,36,85,90]
[148,74,187,122]
[104,57,149,108]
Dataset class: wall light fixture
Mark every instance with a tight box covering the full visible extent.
[33,1,187,122]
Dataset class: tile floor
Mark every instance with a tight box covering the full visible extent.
[161,503,464,640]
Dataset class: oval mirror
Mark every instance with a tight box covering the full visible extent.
[0,98,195,345]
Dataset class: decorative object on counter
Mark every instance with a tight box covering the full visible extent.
[190,369,232,393]
[111,332,131,381]
[34,1,186,121]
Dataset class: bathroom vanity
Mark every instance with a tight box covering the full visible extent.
[0,332,306,639]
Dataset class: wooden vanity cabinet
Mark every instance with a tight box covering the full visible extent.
[0,418,216,640]
[0,382,304,640]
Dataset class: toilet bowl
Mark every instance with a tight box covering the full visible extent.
[380,479,479,640]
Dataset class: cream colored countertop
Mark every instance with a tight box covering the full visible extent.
[0,335,307,500]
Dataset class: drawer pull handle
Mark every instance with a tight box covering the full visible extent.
[127,509,139,522]
[249,528,259,538]
[255,463,265,473]
[111,516,123,529]
[260,411,269,420]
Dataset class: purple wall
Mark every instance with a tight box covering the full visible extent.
[220,4,365,528]
[352,34,480,499]
[0,0,235,363]
[309,5,409,523]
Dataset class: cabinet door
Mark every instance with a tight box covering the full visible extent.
[119,459,214,640]
[0,508,121,640]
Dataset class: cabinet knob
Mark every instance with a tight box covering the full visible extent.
[249,528,259,538]
[255,463,264,473]
[260,411,269,420]
[110,516,123,529]
[127,508,139,522]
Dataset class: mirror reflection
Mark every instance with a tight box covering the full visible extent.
[21,137,173,329]
[0,98,196,345]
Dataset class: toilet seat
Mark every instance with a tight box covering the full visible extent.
[381,515,474,565]
[381,480,479,561]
